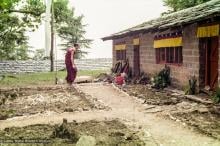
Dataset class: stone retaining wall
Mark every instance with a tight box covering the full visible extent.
[0,58,112,74]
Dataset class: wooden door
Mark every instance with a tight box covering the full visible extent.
[206,37,219,89]
[133,45,140,76]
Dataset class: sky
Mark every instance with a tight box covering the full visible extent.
[28,0,167,59]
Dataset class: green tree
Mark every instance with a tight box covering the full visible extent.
[0,0,44,60]
[33,49,45,60]
[0,0,91,60]
[163,0,211,12]
[54,0,92,59]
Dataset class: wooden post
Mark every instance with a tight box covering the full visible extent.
[50,0,54,72]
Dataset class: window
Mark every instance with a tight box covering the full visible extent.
[156,47,182,65]
[116,50,126,61]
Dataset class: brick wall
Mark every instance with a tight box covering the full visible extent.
[113,37,126,65]
[113,36,137,74]
[139,32,156,73]
[138,31,194,87]
[182,23,200,86]
[112,24,201,88]
[125,36,134,70]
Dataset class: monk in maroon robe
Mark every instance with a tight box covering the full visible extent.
[65,43,79,85]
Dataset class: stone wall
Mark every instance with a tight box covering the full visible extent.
[0,58,112,74]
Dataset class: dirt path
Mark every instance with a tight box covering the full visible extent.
[77,83,220,146]
[0,83,220,145]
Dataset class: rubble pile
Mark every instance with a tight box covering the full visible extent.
[0,87,110,119]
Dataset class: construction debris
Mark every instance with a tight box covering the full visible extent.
[132,73,150,85]
[94,73,114,83]
[0,87,110,120]
[112,59,132,77]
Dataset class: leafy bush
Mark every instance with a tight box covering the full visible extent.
[212,87,220,103]
[0,109,15,120]
[52,120,79,142]
[152,65,171,89]
[185,76,197,95]
[0,98,6,106]
[33,49,45,60]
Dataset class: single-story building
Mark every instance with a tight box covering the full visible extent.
[102,0,220,90]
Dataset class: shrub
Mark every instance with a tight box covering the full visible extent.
[185,76,197,95]
[152,65,171,89]
[52,120,79,142]
[212,87,220,103]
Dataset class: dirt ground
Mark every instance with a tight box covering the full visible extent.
[0,120,144,145]
[0,86,107,120]
[0,83,220,145]
[124,84,220,140]
[0,84,143,145]
[124,84,185,105]
[173,111,220,139]
[76,83,220,146]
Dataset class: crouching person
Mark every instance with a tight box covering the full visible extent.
[114,73,127,87]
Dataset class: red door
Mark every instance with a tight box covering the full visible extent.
[206,37,219,89]
[133,45,140,76]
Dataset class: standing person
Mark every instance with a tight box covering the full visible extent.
[65,43,79,85]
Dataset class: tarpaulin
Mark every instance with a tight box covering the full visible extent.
[154,37,182,48]
[115,44,126,50]
[197,24,219,38]
[133,38,140,45]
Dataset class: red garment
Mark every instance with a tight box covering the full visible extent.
[65,48,77,84]
[115,76,124,85]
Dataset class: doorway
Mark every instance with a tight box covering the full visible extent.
[133,45,140,77]
[199,36,219,90]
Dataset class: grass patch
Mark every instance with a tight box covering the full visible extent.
[0,109,16,120]
[0,70,108,87]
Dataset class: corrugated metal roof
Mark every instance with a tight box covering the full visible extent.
[102,0,220,40]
